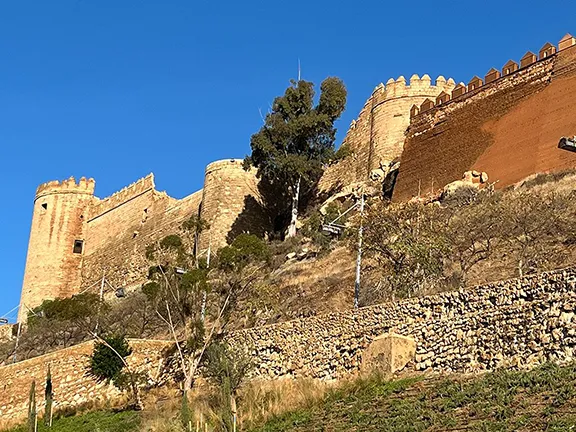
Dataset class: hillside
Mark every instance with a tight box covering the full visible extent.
[249,363,576,432]
[5,363,576,431]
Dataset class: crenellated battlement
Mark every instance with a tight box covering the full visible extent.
[35,177,95,200]
[369,74,456,106]
[88,173,156,220]
[412,34,576,117]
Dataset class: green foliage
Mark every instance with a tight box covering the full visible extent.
[28,293,104,326]
[7,410,141,432]
[204,341,252,431]
[28,380,36,432]
[45,366,53,427]
[251,363,576,432]
[88,335,132,386]
[182,214,210,235]
[141,281,161,301]
[245,77,347,233]
[218,234,270,271]
[181,391,193,431]
[160,234,183,250]
[333,142,352,161]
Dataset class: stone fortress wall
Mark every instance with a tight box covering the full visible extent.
[19,160,265,320]
[4,266,576,426]
[318,74,455,193]
[394,34,576,200]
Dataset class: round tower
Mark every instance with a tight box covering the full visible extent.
[198,159,263,255]
[18,177,95,322]
[368,74,455,170]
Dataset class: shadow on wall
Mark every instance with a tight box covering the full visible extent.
[226,193,273,244]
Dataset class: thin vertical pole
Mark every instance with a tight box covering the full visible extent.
[13,318,22,363]
[354,190,365,309]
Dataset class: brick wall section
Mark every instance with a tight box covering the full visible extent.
[0,340,170,428]
[227,267,576,379]
[393,45,576,201]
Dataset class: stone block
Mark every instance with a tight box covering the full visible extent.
[361,333,416,374]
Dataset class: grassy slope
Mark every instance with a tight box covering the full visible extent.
[249,363,576,432]
[6,410,140,432]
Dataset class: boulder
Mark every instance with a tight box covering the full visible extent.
[361,333,416,374]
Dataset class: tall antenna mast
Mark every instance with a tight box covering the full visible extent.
[298,58,301,81]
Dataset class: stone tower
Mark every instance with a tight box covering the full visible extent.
[319,74,455,191]
[198,159,262,254]
[368,74,456,170]
[18,177,95,321]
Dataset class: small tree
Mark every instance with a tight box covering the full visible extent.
[245,77,347,238]
[28,380,36,432]
[143,233,268,392]
[88,335,143,410]
[204,341,252,432]
[44,365,53,427]
[359,201,449,303]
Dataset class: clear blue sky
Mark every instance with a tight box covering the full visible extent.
[0,0,573,320]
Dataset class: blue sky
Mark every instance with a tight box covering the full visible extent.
[0,0,573,320]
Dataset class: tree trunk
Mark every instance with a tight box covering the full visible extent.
[287,177,301,238]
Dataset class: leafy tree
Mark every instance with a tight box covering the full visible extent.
[88,335,143,410]
[245,77,347,238]
[217,233,270,272]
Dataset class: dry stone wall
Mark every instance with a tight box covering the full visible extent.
[227,267,576,379]
[0,340,170,429]
[4,267,576,427]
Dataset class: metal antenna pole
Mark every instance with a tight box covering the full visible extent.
[354,189,365,309]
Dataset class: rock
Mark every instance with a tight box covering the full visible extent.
[361,333,416,374]
[285,252,297,260]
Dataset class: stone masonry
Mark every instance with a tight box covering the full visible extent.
[0,339,170,429]
[19,161,266,321]
[4,266,576,426]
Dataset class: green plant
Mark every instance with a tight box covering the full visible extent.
[88,335,143,410]
[245,77,347,238]
[44,366,53,427]
[28,380,36,432]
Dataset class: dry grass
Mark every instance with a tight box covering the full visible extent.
[238,378,331,430]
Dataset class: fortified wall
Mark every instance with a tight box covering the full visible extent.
[318,74,455,193]
[19,159,265,321]
[3,266,576,426]
[394,34,576,200]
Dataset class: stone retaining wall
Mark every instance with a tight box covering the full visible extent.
[3,267,576,428]
[228,267,576,379]
[0,339,170,428]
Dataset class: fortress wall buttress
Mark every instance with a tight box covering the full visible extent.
[318,74,454,193]
[18,178,95,321]
[198,159,264,255]
[394,37,576,201]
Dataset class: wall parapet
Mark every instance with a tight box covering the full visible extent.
[88,174,156,221]
[411,35,576,118]
[35,177,95,201]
